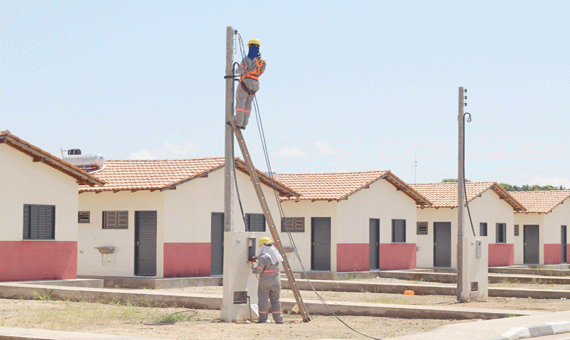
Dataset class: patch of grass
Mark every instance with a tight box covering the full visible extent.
[151,310,199,324]
[32,289,55,301]
[347,274,359,280]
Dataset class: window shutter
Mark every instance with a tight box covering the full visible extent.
[23,204,55,240]
[103,211,128,229]
[247,214,265,232]
[38,206,55,239]
[23,205,31,239]
[392,219,406,243]
[294,217,305,232]
[416,222,428,235]
[117,211,128,229]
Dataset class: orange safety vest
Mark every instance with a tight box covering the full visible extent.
[240,58,264,82]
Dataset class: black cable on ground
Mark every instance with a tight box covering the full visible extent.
[234,32,382,340]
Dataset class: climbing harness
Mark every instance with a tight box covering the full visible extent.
[240,58,264,82]
[240,81,257,96]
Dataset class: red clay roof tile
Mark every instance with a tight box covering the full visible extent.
[410,182,525,211]
[79,157,297,196]
[276,170,431,205]
[509,190,570,214]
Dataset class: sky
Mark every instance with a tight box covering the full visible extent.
[1,1,569,187]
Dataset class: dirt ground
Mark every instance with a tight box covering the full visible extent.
[1,278,570,340]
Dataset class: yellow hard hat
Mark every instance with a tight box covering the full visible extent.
[247,38,261,47]
[259,237,272,247]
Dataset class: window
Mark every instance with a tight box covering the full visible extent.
[282,217,305,232]
[23,204,55,240]
[246,213,266,232]
[496,223,507,243]
[392,219,406,243]
[480,223,487,237]
[514,224,520,236]
[416,221,428,235]
[103,211,128,229]
[78,211,90,224]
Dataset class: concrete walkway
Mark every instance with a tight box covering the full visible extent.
[387,311,570,340]
[0,281,537,320]
[2,273,570,340]
[285,278,570,299]
[0,327,170,340]
[1,312,569,340]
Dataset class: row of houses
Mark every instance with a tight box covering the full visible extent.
[2,130,570,281]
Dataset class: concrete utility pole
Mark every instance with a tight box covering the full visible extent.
[224,26,235,232]
[457,86,469,302]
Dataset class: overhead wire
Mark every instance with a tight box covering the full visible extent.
[234,32,382,340]
[462,112,476,237]
[229,58,249,230]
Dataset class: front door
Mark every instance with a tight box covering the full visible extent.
[135,211,157,276]
[524,225,540,264]
[210,212,224,276]
[562,226,567,264]
[311,217,331,271]
[369,219,380,270]
[434,222,451,267]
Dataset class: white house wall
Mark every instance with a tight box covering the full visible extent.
[469,190,516,267]
[280,200,337,272]
[78,191,165,277]
[1,144,79,281]
[1,145,78,242]
[543,199,570,264]
[416,207,456,268]
[78,166,283,278]
[416,189,516,268]
[162,167,281,277]
[336,179,418,271]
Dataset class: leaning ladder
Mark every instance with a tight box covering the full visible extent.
[230,119,311,322]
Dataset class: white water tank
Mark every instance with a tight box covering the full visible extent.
[63,150,105,171]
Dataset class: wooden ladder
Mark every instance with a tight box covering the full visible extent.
[230,119,310,322]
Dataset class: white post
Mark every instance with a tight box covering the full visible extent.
[457,86,469,302]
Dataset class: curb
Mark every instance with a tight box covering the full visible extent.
[481,321,570,340]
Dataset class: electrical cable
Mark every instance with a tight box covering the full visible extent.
[229,60,248,229]
[234,32,382,340]
[462,112,476,237]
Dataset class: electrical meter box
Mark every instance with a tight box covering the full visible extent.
[248,237,256,262]
[467,237,488,301]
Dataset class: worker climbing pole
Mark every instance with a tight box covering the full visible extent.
[224,27,385,339]
[233,38,265,130]
[223,26,310,323]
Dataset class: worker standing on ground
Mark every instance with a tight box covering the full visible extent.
[251,237,283,324]
[234,38,266,130]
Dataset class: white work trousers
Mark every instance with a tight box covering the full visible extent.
[234,79,259,128]
[257,278,283,323]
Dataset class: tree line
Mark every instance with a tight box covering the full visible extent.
[441,179,566,191]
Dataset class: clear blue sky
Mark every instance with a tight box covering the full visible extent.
[2,1,569,187]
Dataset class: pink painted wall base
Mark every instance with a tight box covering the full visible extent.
[336,243,369,272]
[163,243,211,277]
[544,244,562,265]
[379,243,416,270]
[488,243,514,267]
[0,241,77,281]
